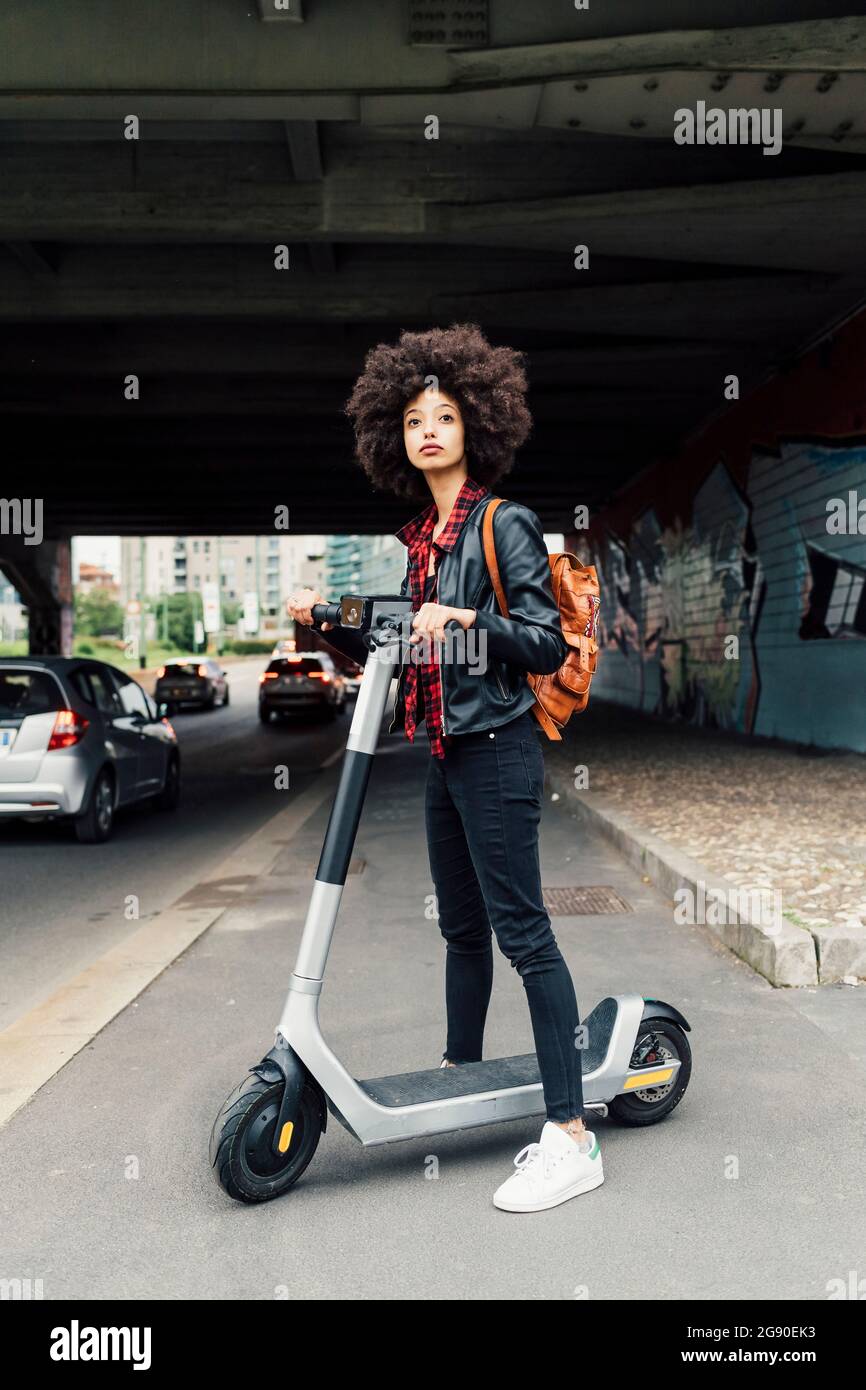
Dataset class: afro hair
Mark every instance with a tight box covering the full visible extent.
[342,323,532,501]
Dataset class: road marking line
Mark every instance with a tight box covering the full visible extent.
[0,764,340,1129]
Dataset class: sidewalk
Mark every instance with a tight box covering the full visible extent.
[1,722,866,1299]
[544,701,866,987]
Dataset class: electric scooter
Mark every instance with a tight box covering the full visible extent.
[210,594,692,1203]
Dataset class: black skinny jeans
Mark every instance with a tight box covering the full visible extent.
[424,708,586,1124]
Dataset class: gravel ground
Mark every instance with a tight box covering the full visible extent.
[545,700,866,932]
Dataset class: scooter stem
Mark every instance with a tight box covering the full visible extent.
[291,632,401,982]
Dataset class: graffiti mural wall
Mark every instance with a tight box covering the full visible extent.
[576,315,866,752]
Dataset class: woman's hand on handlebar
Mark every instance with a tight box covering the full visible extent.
[410,603,476,645]
[287,588,334,631]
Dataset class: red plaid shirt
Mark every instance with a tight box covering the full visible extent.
[394,476,490,758]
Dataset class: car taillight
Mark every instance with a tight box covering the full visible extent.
[156,666,166,678]
[308,671,330,681]
[197,664,208,678]
[260,672,278,683]
[47,708,89,750]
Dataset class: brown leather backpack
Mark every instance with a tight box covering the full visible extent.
[482,497,601,741]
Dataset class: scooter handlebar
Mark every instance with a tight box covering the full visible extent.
[310,602,342,626]
[309,597,417,650]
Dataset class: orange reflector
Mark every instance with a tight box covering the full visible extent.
[623,1068,674,1090]
[278,1121,294,1153]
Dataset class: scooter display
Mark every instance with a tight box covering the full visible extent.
[210,594,692,1203]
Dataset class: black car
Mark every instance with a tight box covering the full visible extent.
[155,659,229,714]
[259,653,346,722]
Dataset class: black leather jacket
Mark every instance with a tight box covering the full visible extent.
[313,495,568,737]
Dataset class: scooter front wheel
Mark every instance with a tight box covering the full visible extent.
[608,1019,692,1127]
[209,1071,324,1203]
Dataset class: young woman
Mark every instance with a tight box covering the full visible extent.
[288,323,603,1212]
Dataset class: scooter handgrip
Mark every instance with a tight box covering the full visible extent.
[311,602,342,626]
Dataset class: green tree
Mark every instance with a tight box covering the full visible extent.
[75,589,124,637]
[165,593,197,651]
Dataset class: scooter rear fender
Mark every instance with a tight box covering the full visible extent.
[639,999,691,1033]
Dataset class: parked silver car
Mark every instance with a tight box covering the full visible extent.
[0,657,180,843]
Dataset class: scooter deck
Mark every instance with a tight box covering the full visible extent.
[357,1053,541,1107]
[355,998,619,1108]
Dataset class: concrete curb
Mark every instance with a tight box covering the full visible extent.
[545,764,824,988]
[810,921,866,984]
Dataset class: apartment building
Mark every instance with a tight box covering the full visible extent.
[120,534,327,633]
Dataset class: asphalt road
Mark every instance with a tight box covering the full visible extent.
[0,660,349,1030]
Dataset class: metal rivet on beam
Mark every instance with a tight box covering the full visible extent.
[786,118,806,135]
[629,118,646,129]
[567,118,582,127]
[831,120,853,141]
[709,73,731,92]
[763,73,784,93]
[816,73,838,93]
[573,81,588,92]
[643,77,659,91]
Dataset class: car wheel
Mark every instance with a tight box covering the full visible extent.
[154,754,181,811]
[259,706,272,724]
[222,685,230,707]
[74,769,115,844]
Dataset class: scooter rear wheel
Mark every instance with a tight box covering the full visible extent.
[608,1019,691,1126]
[210,1071,324,1203]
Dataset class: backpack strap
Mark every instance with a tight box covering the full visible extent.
[482,497,509,617]
[481,497,563,742]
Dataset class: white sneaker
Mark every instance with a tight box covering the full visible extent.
[492,1122,604,1212]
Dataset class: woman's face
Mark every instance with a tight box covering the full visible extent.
[402,388,466,479]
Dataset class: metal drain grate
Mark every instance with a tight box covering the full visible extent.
[543,885,633,915]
